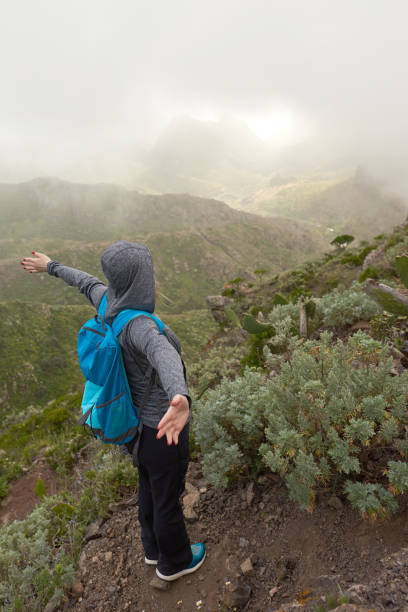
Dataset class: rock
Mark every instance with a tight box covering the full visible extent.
[345,583,370,605]
[350,321,371,331]
[149,575,170,591]
[206,295,233,324]
[79,550,88,574]
[246,482,255,506]
[183,491,200,507]
[206,295,230,309]
[362,242,386,271]
[225,556,241,575]
[275,556,296,582]
[224,580,251,609]
[44,600,59,612]
[71,579,84,598]
[183,505,198,522]
[185,481,199,494]
[240,557,253,575]
[84,519,104,542]
[183,483,200,520]
[239,537,249,548]
[105,551,113,562]
[328,495,343,510]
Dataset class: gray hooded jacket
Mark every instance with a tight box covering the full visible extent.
[47,241,190,428]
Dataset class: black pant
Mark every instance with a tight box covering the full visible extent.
[137,424,193,574]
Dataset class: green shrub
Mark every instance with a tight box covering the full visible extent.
[266,283,380,333]
[341,245,376,267]
[260,331,408,516]
[189,341,246,399]
[195,330,408,517]
[369,312,408,346]
[241,328,275,370]
[0,504,75,611]
[193,369,269,487]
[268,303,299,326]
[316,283,380,328]
[359,266,380,282]
[0,447,138,611]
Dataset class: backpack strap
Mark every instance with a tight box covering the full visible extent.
[112,309,165,337]
[97,292,108,317]
[97,293,165,336]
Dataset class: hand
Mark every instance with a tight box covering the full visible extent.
[21,251,51,273]
[156,394,189,445]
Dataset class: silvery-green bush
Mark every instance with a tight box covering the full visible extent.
[193,368,271,487]
[317,282,380,327]
[194,331,408,517]
[0,504,75,611]
[260,331,408,515]
[267,282,380,332]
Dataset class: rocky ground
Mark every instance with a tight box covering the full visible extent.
[41,459,408,612]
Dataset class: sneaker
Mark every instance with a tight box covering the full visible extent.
[145,556,158,566]
[156,543,206,582]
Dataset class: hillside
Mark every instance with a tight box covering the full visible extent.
[0,213,408,611]
[238,169,407,240]
[0,302,216,416]
[0,177,329,312]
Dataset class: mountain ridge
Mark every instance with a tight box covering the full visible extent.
[0,177,329,311]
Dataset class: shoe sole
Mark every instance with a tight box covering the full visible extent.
[156,551,206,582]
[145,557,158,566]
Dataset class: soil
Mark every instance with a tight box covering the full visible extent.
[0,456,60,524]
[57,460,408,612]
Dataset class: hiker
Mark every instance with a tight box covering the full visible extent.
[21,241,206,581]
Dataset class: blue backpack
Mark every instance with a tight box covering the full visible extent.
[77,293,165,444]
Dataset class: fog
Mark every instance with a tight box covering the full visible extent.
[1,0,408,195]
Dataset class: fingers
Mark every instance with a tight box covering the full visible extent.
[21,252,50,273]
[157,412,170,431]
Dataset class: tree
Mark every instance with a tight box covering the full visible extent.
[330,234,355,249]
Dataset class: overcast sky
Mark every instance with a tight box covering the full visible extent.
[1,0,408,187]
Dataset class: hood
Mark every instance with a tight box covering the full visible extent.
[101,240,156,323]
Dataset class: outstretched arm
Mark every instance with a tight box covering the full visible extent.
[156,394,190,446]
[21,251,107,309]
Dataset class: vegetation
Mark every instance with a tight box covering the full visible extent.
[0,178,328,312]
[194,331,408,517]
[0,447,137,611]
[0,393,89,500]
[1,179,408,608]
[240,171,406,242]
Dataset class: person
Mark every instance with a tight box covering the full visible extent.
[21,241,206,582]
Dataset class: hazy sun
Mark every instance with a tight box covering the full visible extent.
[246,110,296,144]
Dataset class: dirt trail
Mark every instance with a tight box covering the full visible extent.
[1,456,407,610]
[0,457,60,524]
[64,461,408,612]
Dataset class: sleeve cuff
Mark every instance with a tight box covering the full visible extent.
[47,261,60,276]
